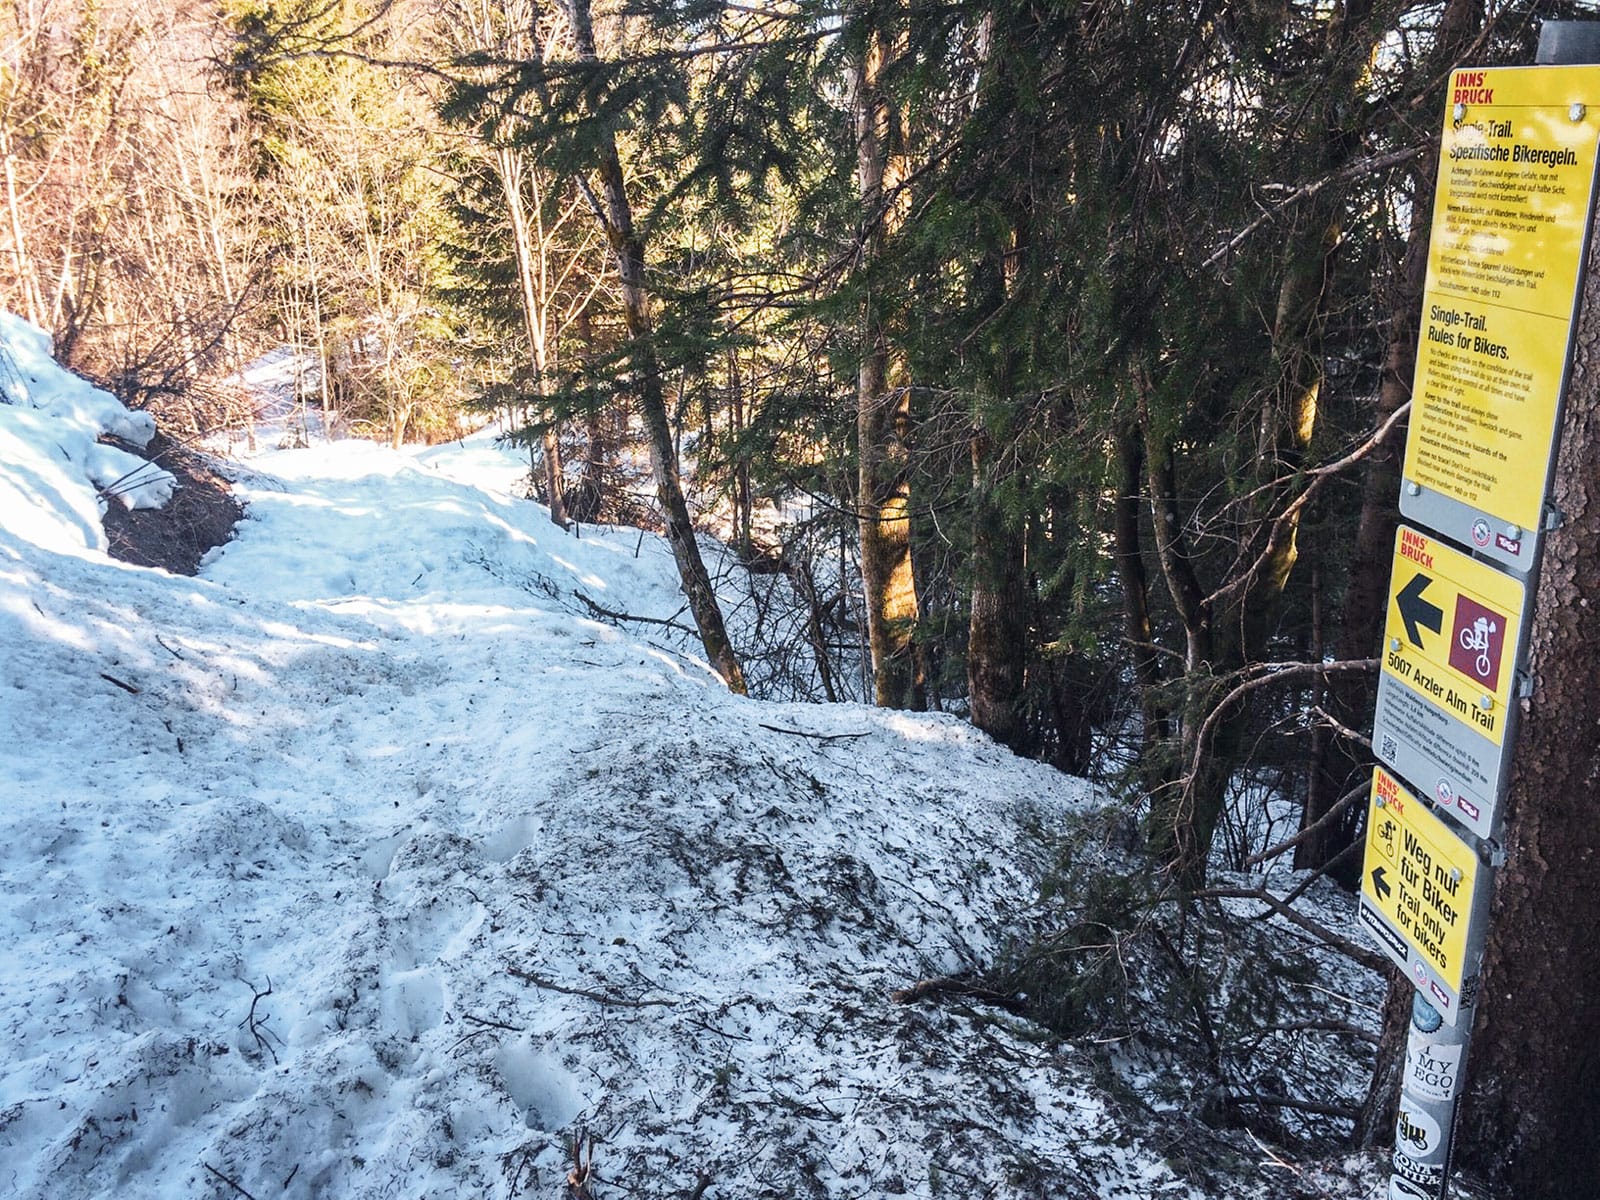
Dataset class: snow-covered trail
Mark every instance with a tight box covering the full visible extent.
[6,314,1406,1199]
[3,333,1244,1200]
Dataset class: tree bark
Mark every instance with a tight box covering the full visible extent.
[967,431,1030,750]
[852,28,924,711]
[1456,196,1600,1200]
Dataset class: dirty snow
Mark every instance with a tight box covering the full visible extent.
[1,313,1387,1199]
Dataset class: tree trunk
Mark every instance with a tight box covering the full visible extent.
[564,0,746,695]
[1455,196,1600,1200]
[967,431,1030,750]
[1113,420,1168,772]
[852,29,924,711]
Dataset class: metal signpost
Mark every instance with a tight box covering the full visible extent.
[1361,39,1600,1200]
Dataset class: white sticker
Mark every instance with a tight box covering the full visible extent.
[1390,1177,1431,1200]
[1406,1040,1464,1103]
[1396,1098,1445,1162]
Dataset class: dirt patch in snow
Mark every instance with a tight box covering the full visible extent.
[99,433,241,574]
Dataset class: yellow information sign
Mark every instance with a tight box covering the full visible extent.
[1374,526,1527,838]
[1402,65,1600,569]
[1381,527,1525,744]
[1359,767,1487,1024]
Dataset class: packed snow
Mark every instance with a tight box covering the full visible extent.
[1,313,1388,1199]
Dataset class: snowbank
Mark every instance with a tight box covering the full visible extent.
[0,313,173,556]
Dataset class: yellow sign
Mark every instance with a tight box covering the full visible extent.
[1361,768,1484,1013]
[1403,65,1600,541]
[1382,526,1525,746]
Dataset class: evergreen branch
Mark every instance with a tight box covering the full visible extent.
[1204,399,1412,616]
[1202,147,1427,269]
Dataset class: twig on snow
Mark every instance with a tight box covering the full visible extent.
[509,965,676,1008]
[237,976,281,1065]
[100,672,141,694]
[202,1163,260,1200]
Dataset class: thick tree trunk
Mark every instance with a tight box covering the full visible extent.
[1455,199,1600,1199]
[852,31,924,711]
[564,0,746,695]
[857,343,924,708]
[967,432,1030,750]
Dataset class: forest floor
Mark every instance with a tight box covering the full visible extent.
[2,315,1404,1199]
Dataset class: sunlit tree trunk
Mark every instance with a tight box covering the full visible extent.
[852,27,924,711]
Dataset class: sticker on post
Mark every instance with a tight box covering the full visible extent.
[1405,1039,1465,1103]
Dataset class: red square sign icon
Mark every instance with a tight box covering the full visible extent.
[1449,595,1506,692]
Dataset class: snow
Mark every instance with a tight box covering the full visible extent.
[0,315,1386,1199]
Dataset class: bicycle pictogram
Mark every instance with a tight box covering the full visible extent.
[1458,615,1497,678]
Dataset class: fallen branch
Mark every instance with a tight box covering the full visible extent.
[100,672,140,695]
[890,973,1027,1014]
[573,590,695,635]
[508,966,676,1008]
[1264,1018,1380,1045]
[757,723,869,742]
[1223,1092,1360,1120]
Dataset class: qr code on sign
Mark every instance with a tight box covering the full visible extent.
[1380,733,1398,761]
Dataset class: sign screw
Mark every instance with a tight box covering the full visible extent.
[1479,694,1494,711]
[1507,524,1522,539]
[1573,102,1588,122]
[1454,102,1467,122]
[1376,795,1387,809]
[1390,637,1402,651]
[1450,866,1464,884]
[1406,481,1422,496]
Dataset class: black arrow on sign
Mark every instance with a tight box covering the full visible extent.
[1397,574,1444,649]
[1372,866,1393,903]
